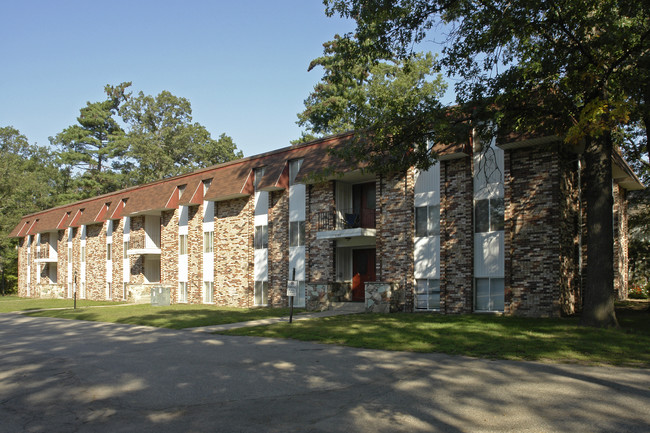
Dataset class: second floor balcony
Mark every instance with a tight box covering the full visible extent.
[315,207,377,241]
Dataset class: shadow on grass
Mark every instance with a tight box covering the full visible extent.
[25,305,304,330]
[221,311,650,367]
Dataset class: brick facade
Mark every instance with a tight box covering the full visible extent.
[85,223,106,300]
[306,182,335,283]
[214,197,254,307]
[268,190,290,306]
[186,205,204,303]
[161,209,179,302]
[11,134,638,317]
[440,158,475,314]
[377,172,414,311]
[613,183,629,299]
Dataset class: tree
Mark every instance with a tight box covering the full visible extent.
[50,82,132,199]
[299,39,448,172]
[308,0,650,326]
[0,127,59,294]
[119,90,243,185]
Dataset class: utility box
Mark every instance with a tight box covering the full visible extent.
[151,285,171,306]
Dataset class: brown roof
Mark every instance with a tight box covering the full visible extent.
[10,130,568,238]
[8,132,463,237]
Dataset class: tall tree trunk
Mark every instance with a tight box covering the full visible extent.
[581,133,618,327]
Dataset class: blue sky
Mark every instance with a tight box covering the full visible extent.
[1,0,357,157]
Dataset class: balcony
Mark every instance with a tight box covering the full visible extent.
[127,236,161,256]
[315,208,377,241]
[34,247,58,263]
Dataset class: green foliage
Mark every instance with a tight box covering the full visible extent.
[119,90,243,185]
[322,0,649,160]
[318,0,649,327]
[0,127,60,294]
[50,82,132,199]
[50,84,243,192]
[299,36,451,174]
[290,131,319,146]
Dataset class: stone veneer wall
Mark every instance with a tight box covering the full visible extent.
[376,172,414,311]
[38,284,65,298]
[505,145,562,317]
[306,182,335,283]
[613,183,629,299]
[214,197,254,307]
[440,157,474,314]
[365,281,401,313]
[85,223,107,300]
[268,190,290,306]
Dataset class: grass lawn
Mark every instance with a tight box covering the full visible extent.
[0,295,125,313]
[22,302,305,329]
[219,300,650,367]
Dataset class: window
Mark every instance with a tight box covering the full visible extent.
[179,281,188,303]
[289,221,305,247]
[68,246,73,262]
[254,167,265,190]
[203,281,214,303]
[254,225,268,249]
[415,205,440,237]
[289,159,303,185]
[123,241,128,259]
[80,246,86,263]
[106,282,112,299]
[203,231,214,253]
[475,278,505,311]
[475,198,504,233]
[415,279,441,310]
[123,282,128,301]
[179,234,188,255]
[106,243,112,260]
[254,281,268,305]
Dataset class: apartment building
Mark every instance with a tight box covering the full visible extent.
[10,132,643,317]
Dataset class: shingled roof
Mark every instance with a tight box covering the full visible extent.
[9,133,356,238]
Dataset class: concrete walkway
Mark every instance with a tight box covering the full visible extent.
[185,308,359,332]
[1,313,649,433]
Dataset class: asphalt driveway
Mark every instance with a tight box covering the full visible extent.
[0,313,648,433]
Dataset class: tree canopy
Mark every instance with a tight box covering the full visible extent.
[119,90,242,186]
[50,82,131,198]
[299,39,448,173]
[50,84,243,197]
[0,127,60,294]
[305,0,650,326]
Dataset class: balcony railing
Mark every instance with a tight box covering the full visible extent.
[315,208,376,231]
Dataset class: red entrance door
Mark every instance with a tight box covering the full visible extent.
[352,249,376,302]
